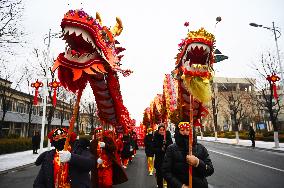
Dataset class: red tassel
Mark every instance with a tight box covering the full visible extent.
[33,89,39,105]
[53,89,57,106]
[273,83,278,100]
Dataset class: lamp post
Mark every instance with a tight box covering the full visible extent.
[37,29,61,153]
[249,22,283,94]
[249,22,282,148]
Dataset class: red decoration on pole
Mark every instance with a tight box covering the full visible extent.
[31,80,43,105]
[266,74,280,100]
[49,80,61,106]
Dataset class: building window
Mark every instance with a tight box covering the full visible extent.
[16,103,26,113]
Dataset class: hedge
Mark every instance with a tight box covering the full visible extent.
[198,131,284,143]
[0,138,48,155]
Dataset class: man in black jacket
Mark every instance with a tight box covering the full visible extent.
[33,128,95,188]
[153,125,173,188]
[162,122,214,188]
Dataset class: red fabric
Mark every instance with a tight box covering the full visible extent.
[273,83,278,100]
[58,66,88,93]
[53,89,57,106]
[107,72,132,133]
[33,89,39,105]
[53,151,70,187]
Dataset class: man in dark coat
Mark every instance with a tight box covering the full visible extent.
[32,131,40,154]
[153,125,173,188]
[144,127,155,175]
[162,122,214,188]
[248,125,256,147]
[33,128,95,188]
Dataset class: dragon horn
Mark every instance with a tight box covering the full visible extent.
[111,17,123,36]
[96,12,102,25]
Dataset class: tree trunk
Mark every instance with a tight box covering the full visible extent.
[235,131,239,144]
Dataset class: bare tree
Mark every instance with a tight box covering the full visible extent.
[219,83,252,143]
[249,52,283,147]
[81,99,99,135]
[0,0,25,54]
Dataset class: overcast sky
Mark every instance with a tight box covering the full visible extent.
[13,0,284,124]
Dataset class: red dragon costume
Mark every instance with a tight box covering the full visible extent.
[51,9,132,188]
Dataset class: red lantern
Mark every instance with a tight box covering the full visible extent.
[49,79,61,106]
[266,74,280,100]
[31,80,43,105]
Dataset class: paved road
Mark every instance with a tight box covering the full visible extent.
[0,150,156,188]
[202,141,284,188]
[0,142,283,188]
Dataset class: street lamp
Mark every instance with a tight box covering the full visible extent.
[249,22,282,148]
[249,22,283,93]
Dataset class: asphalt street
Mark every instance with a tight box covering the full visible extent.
[0,142,283,188]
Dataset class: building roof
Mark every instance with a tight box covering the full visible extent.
[0,111,71,126]
[214,77,256,84]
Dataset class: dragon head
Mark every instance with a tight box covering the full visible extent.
[53,9,129,92]
[175,28,215,103]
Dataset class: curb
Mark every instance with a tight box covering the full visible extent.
[199,139,284,154]
[0,163,35,176]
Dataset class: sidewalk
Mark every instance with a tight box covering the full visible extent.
[198,136,284,153]
[1,138,284,175]
[0,148,50,175]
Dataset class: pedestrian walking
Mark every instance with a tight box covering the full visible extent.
[32,131,40,154]
[153,125,173,188]
[162,122,214,188]
[144,127,155,176]
[33,128,94,188]
[248,125,256,147]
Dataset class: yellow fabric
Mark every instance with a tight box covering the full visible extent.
[147,157,154,173]
[182,75,212,103]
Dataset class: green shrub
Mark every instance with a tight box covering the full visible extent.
[0,138,48,155]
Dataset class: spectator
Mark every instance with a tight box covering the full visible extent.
[32,131,40,154]
[248,125,256,147]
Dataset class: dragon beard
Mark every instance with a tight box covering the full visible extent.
[181,74,212,103]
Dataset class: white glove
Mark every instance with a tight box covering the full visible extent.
[97,157,103,164]
[99,142,106,148]
[59,151,71,163]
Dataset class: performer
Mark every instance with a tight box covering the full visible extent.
[144,127,155,176]
[162,122,214,188]
[90,127,128,188]
[115,133,123,165]
[33,128,94,188]
[121,133,132,168]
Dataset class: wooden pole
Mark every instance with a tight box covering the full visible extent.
[58,90,83,187]
[189,94,194,188]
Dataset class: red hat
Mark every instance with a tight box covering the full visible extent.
[47,128,77,142]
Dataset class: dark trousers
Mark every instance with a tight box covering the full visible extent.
[32,145,38,154]
[156,167,163,188]
[250,137,255,147]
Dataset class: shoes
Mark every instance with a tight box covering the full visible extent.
[122,165,127,169]
[149,172,153,176]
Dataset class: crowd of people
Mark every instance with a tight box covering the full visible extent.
[33,121,214,188]
[33,127,138,188]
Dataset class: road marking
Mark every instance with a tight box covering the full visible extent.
[209,149,284,173]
